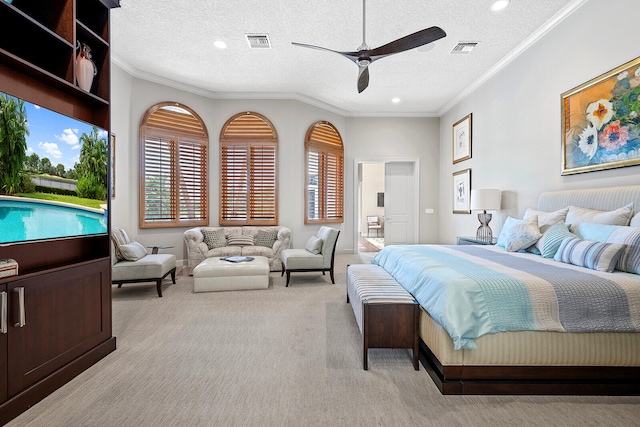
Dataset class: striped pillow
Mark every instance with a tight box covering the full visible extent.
[111,227,131,261]
[553,237,626,273]
[606,226,640,274]
[537,221,577,258]
[227,234,254,246]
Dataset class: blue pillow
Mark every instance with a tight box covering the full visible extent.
[537,222,577,258]
[573,222,621,243]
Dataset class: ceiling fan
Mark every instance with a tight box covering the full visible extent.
[292,0,446,93]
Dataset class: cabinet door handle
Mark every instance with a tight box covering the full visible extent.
[0,291,7,334]
[13,287,25,328]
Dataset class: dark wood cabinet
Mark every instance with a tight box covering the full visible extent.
[0,286,7,405]
[0,0,118,424]
[6,259,112,396]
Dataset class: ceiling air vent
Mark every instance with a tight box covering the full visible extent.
[245,34,271,49]
[450,42,478,54]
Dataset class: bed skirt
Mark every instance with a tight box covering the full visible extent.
[419,308,640,395]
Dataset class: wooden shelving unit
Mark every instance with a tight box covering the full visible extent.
[0,0,119,424]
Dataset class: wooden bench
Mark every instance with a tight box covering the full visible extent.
[346,264,420,370]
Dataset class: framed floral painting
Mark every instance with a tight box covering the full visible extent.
[452,113,472,164]
[453,168,471,214]
[562,56,640,175]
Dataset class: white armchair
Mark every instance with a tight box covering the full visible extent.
[280,226,340,287]
[111,228,176,297]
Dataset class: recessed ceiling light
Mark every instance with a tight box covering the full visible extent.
[392,98,400,104]
[491,0,510,11]
[213,40,227,49]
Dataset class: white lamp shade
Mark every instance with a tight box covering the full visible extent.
[470,189,501,211]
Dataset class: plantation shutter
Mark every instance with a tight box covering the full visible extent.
[307,149,320,220]
[178,140,207,221]
[305,121,344,224]
[143,134,176,223]
[140,103,209,228]
[220,112,278,226]
[249,144,277,221]
[220,144,249,222]
[325,150,343,220]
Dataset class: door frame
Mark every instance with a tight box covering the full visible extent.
[353,157,420,253]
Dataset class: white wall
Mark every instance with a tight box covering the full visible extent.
[360,163,384,235]
[438,0,640,244]
[110,68,440,264]
[346,117,441,244]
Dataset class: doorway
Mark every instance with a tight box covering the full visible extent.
[354,158,419,253]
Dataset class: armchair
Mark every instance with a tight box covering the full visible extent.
[111,228,177,297]
[366,216,383,237]
[280,226,340,287]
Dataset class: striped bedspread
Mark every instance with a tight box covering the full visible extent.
[372,245,640,350]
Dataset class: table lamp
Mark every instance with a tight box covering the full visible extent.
[470,189,501,242]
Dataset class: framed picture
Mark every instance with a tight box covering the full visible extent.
[561,56,640,175]
[110,132,115,199]
[452,113,472,164]
[452,168,471,214]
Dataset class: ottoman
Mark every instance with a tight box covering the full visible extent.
[193,256,270,292]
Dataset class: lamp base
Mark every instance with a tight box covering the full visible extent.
[475,212,493,243]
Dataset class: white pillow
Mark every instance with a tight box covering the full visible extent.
[227,234,254,246]
[118,241,148,261]
[523,207,569,233]
[502,215,541,252]
[566,203,634,232]
[305,236,323,254]
[605,226,640,274]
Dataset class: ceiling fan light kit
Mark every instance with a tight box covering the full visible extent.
[292,0,446,93]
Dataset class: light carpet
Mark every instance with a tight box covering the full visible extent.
[7,254,640,427]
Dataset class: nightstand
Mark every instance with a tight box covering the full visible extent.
[456,236,497,245]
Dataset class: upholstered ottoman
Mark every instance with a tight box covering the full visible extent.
[193,256,270,292]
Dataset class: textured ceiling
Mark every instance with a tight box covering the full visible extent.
[110,0,582,116]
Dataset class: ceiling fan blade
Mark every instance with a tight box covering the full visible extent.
[367,26,446,60]
[357,65,369,93]
[291,42,361,63]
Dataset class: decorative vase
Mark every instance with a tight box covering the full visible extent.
[76,42,97,92]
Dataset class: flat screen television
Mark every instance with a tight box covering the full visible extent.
[0,91,110,245]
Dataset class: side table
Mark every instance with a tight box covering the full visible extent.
[147,245,175,254]
[456,236,496,246]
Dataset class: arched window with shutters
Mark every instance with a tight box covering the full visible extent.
[305,121,344,224]
[139,102,208,228]
[220,112,278,226]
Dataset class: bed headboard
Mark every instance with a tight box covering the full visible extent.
[537,185,640,225]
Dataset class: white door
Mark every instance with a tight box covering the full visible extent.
[384,162,415,245]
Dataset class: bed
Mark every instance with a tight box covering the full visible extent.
[372,185,640,395]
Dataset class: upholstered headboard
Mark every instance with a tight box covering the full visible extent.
[537,185,640,227]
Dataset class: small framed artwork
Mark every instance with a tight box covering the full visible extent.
[452,113,472,164]
[562,56,640,175]
[452,168,471,214]
[110,132,115,199]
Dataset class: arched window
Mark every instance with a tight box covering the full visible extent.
[305,121,344,224]
[220,112,278,225]
[139,102,208,228]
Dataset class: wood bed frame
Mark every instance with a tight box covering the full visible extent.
[418,185,640,395]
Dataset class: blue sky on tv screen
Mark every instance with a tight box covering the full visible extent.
[21,98,107,171]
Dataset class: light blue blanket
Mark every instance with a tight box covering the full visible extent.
[372,245,640,350]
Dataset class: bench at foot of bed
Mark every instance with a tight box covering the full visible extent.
[347,264,420,370]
